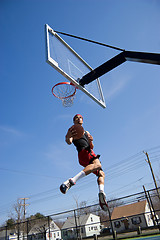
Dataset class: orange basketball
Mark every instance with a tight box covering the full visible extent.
[72,124,84,140]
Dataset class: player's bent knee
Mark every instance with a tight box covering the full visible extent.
[95,162,101,170]
[92,158,102,171]
[99,170,105,178]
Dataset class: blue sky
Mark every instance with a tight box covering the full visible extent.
[0,0,160,225]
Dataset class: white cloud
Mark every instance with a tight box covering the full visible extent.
[103,73,132,101]
[0,125,23,137]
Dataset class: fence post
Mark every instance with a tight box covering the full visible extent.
[143,185,157,226]
[93,234,98,240]
[114,230,117,240]
[26,220,29,240]
[107,204,117,240]
[5,225,7,240]
[17,222,20,240]
[48,216,51,240]
[148,190,159,225]
[137,226,142,235]
[74,210,79,239]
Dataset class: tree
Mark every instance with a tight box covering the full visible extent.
[28,213,52,240]
[6,218,16,230]
[6,199,25,233]
[9,198,24,223]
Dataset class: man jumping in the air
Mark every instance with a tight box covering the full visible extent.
[60,114,108,211]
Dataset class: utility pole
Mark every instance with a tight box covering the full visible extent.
[143,151,160,199]
[19,198,29,240]
[20,198,29,220]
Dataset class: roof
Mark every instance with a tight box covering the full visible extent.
[62,213,99,229]
[29,220,60,234]
[111,200,147,220]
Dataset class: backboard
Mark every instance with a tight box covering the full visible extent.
[45,24,106,108]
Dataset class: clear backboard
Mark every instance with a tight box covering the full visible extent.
[45,24,106,108]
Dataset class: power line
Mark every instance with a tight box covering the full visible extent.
[0,167,63,180]
[0,146,160,218]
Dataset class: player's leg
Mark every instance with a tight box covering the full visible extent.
[70,158,102,186]
[97,169,108,211]
[60,168,87,194]
[60,152,101,194]
[59,159,101,194]
[97,169,105,192]
[82,158,102,175]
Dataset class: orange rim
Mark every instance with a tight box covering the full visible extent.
[52,82,77,99]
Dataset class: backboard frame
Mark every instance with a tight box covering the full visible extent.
[45,24,106,108]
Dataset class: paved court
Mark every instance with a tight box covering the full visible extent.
[123,234,160,240]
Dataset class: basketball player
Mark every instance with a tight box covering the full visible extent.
[60,114,108,211]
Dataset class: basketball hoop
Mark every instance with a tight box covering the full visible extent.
[52,82,77,107]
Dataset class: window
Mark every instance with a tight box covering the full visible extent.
[64,231,68,236]
[114,221,121,228]
[131,216,141,225]
[48,233,52,238]
[91,217,93,222]
[147,214,151,222]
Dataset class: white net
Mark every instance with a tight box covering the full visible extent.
[52,82,76,107]
[61,96,75,107]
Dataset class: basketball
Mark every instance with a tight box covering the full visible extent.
[72,124,84,140]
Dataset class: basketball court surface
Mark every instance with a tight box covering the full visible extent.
[122,235,160,240]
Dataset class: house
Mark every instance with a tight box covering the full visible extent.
[0,220,61,240]
[0,230,23,240]
[28,220,61,240]
[111,200,156,233]
[61,213,101,240]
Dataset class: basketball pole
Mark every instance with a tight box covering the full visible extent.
[79,51,160,86]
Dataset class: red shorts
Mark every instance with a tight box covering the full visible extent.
[78,149,99,176]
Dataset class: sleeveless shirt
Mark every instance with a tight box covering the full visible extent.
[73,131,90,152]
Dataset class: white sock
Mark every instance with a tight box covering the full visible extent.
[71,171,86,183]
[99,184,105,193]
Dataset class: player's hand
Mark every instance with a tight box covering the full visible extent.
[67,126,77,138]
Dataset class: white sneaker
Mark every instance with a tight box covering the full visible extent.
[60,179,75,194]
[99,192,108,211]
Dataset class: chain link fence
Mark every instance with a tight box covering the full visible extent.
[0,187,160,240]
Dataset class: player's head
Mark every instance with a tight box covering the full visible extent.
[73,114,83,125]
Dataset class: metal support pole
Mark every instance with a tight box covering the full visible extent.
[74,210,79,240]
[48,216,51,240]
[27,220,29,240]
[143,185,156,226]
[147,190,159,225]
[107,204,117,240]
[79,51,160,86]
[5,225,7,240]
